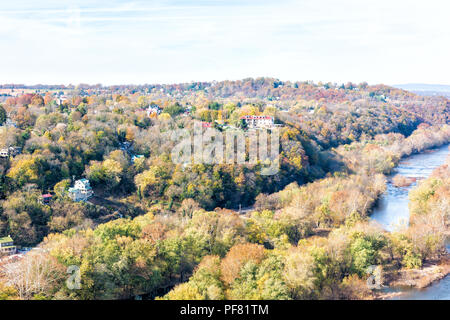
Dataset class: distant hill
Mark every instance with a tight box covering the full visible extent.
[393,83,450,97]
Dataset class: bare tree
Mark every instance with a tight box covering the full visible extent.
[1,250,64,299]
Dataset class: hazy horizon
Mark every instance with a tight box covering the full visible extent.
[1,0,449,85]
[0,79,449,88]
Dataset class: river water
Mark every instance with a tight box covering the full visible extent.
[370,143,449,300]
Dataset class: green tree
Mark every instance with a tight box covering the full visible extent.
[0,105,6,125]
[164,103,184,117]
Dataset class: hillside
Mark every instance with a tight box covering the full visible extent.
[0,78,449,300]
[394,83,450,98]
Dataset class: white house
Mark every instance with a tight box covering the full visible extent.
[0,149,8,158]
[0,147,22,158]
[68,179,94,202]
[55,96,69,106]
[146,105,161,116]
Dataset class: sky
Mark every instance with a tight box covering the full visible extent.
[0,0,449,86]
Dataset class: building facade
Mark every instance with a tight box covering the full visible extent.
[0,147,22,158]
[0,236,17,255]
[68,179,94,202]
[240,115,275,128]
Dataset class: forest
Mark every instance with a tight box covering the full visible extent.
[0,78,449,300]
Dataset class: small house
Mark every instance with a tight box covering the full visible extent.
[0,236,16,255]
[41,193,53,205]
[0,148,8,158]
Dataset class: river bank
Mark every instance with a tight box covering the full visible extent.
[370,143,450,232]
[370,143,450,299]
[375,253,450,299]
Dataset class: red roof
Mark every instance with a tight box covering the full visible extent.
[42,194,52,198]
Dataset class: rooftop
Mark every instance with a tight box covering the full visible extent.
[0,236,13,244]
[240,115,273,120]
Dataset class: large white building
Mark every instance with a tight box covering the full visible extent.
[240,115,275,128]
[68,179,94,202]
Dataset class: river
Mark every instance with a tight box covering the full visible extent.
[370,143,450,300]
